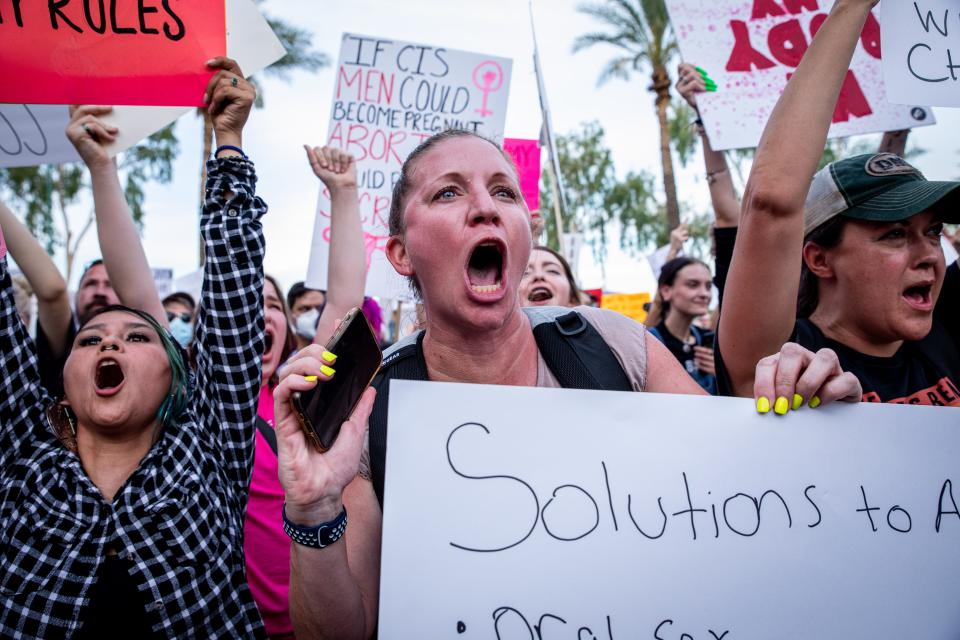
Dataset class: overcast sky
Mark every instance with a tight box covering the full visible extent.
[56,0,960,296]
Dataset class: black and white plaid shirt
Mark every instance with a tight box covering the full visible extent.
[0,158,268,638]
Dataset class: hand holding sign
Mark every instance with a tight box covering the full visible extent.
[204,57,256,149]
[66,106,119,171]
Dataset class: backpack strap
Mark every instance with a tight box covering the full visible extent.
[532,310,632,392]
[255,416,278,456]
[369,331,429,507]
[369,310,631,508]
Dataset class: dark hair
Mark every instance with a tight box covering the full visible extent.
[286,280,326,311]
[388,129,520,299]
[645,257,710,328]
[77,304,190,429]
[78,258,105,286]
[531,245,581,306]
[162,291,196,312]
[797,216,849,318]
[264,275,297,383]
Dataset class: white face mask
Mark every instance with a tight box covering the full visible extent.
[294,308,320,339]
[169,317,194,348]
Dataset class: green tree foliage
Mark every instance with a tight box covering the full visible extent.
[573,0,682,231]
[540,121,661,262]
[0,124,178,279]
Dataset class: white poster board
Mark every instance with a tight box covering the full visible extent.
[380,380,960,639]
[306,33,512,299]
[665,0,936,150]
[0,0,285,169]
[882,0,960,108]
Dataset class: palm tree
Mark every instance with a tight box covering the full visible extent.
[573,0,681,231]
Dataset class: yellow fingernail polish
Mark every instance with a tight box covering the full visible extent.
[303,375,317,382]
[322,350,337,364]
[756,397,771,414]
[809,396,822,409]
[320,365,335,377]
[792,393,804,410]
[774,396,789,415]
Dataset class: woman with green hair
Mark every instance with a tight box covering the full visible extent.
[0,57,269,637]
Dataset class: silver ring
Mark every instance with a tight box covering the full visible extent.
[231,77,239,88]
[82,123,91,135]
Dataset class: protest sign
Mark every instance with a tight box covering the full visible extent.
[0,0,286,169]
[882,0,960,108]
[306,33,512,298]
[665,1,936,150]
[601,291,651,324]
[0,104,80,167]
[380,380,960,638]
[503,138,541,212]
[0,0,225,106]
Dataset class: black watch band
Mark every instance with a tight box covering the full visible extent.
[282,504,347,549]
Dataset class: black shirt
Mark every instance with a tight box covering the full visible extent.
[717,260,960,405]
[650,321,717,395]
[75,555,158,639]
[34,311,77,398]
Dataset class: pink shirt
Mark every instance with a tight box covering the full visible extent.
[244,385,294,638]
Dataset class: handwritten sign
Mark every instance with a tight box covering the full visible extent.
[305,33,512,299]
[380,381,960,638]
[0,0,225,106]
[503,138,541,212]
[0,105,80,167]
[601,292,651,324]
[882,0,960,108]
[0,0,285,169]
[665,0,936,150]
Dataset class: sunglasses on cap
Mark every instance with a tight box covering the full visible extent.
[166,311,191,323]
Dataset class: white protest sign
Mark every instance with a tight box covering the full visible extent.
[882,0,960,108]
[0,0,285,169]
[380,380,960,639]
[665,0,936,150]
[0,104,80,167]
[306,34,512,299]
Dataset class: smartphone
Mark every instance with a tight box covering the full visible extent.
[699,331,716,350]
[291,307,383,452]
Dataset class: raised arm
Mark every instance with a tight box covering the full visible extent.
[65,105,167,327]
[305,146,366,345]
[0,225,50,466]
[191,58,265,493]
[878,129,910,157]
[676,62,740,229]
[718,0,877,396]
[0,201,72,355]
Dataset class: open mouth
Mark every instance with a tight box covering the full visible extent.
[903,283,934,310]
[95,359,125,394]
[263,331,274,356]
[527,286,553,303]
[466,240,505,295]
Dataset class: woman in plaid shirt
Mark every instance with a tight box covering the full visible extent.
[0,58,268,638]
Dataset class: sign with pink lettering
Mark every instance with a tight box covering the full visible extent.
[665,0,936,151]
[503,138,541,213]
[306,33,513,298]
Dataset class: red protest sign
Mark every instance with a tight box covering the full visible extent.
[0,0,226,107]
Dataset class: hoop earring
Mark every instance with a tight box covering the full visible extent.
[61,405,77,436]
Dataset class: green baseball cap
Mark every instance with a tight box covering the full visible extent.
[804,153,960,236]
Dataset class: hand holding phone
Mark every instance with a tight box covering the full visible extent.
[291,308,382,452]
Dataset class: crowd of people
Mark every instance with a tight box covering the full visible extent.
[0,0,957,637]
